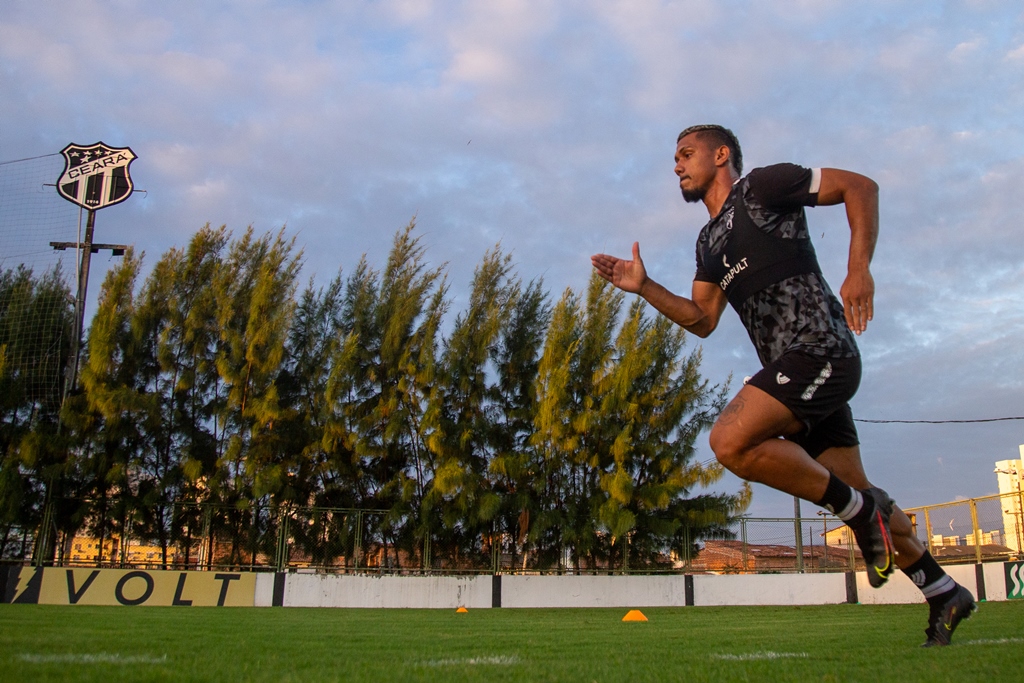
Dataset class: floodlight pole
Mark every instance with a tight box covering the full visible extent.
[49,210,129,402]
[36,211,127,568]
[70,209,95,397]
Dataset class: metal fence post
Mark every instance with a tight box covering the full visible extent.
[202,505,213,570]
[34,487,57,568]
[1017,488,1024,553]
[683,526,691,571]
[923,507,934,556]
[275,512,289,572]
[968,498,982,565]
[793,498,804,573]
[847,525,855,571]
[120,518,132,567]
[354,510,363,570]
[741,518,748,572]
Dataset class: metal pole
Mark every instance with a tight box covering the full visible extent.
[821,514,829,569]
[34,212,96,570]
[741,518,748,572]
[491,529,499,574]
[969,498,982,565]
[1015,476,1024,555]
[684,526,691,571]
[33,497,55,568]
[1018,484,1024,554]
[793,497,804,573]
[847,525,856,571]
[66,210,96,401]
[275,513,289,572]
[924,507,935,556]
[354,510,363,570]
[202,506,213,570]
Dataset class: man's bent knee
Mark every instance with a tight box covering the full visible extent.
[709,424,759,479]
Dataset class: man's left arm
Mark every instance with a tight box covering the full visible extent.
[815,168,879,335]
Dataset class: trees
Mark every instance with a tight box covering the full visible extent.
[73,249,150,565]
[421,246,524,567]
[528,275,746,570]
[133,227,226,567]
[209,227,302,565]
[29,221,743,570]
[0,264,75,559]
[322,222,448,566]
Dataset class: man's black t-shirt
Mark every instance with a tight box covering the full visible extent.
[694,163,859,366]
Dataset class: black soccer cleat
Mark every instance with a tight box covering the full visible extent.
[849,487,896,588]
[922,584,978,647]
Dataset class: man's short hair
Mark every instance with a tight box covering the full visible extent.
[677,124,743,175]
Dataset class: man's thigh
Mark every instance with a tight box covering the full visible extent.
[710,384,804,451]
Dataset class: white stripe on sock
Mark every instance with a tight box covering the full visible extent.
[921,575,956,599]
[837,489,863,521]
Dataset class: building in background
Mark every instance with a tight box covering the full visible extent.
[995,450,1024,554]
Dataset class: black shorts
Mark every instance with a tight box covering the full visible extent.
[746,351,861,458]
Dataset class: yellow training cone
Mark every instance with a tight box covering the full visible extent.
[622,610,648,622]
[456,606,469,613]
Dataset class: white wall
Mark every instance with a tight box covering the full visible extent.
[692,573,846,606]
[254,563,1012,609]
[254,572,275,607]
[856,563,978,605]
[982,562,1007,601]
[282,573,492,609]
[500,575,687,608]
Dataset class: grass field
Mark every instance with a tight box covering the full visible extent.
[2,602,1022,682]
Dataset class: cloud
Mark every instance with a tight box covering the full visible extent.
[1005,44,1024,61]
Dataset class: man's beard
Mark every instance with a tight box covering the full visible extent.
[681,185,706,203]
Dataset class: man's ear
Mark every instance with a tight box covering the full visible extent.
[715,145,731,168]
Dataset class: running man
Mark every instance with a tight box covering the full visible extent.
[591,124,975,647]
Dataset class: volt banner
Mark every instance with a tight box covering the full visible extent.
[1,566,255,606]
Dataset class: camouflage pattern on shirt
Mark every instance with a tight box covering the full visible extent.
[694,164,859,366]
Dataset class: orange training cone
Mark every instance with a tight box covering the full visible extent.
[456,606,469,613]
[622,609,647,622]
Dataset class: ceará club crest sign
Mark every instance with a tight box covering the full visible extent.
[57,142,136,210]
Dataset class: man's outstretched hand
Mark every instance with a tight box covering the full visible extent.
[591,241,648,295]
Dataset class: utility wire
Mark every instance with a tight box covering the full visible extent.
[855,416,1024,424]
[0,152,60,166]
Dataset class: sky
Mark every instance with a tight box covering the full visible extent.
[2,0,1023,519]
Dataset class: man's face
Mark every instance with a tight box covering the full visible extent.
[674,133,717,203]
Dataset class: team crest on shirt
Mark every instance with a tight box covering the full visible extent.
[776,373,790,384]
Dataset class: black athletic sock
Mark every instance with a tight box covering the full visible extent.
[815,473,865,522]
[903,551,956,604]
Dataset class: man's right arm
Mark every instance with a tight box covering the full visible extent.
[590,242,728,338]
[639,278,728,338]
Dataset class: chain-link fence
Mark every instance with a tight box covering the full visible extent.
[679,515,860,574]
[905,491,1023,565]
[5,491,1023,574]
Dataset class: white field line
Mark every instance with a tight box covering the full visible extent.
[419,655,520,667]
[711,651,810,661]
[959,637,1024,646]
[18,653,168,665]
